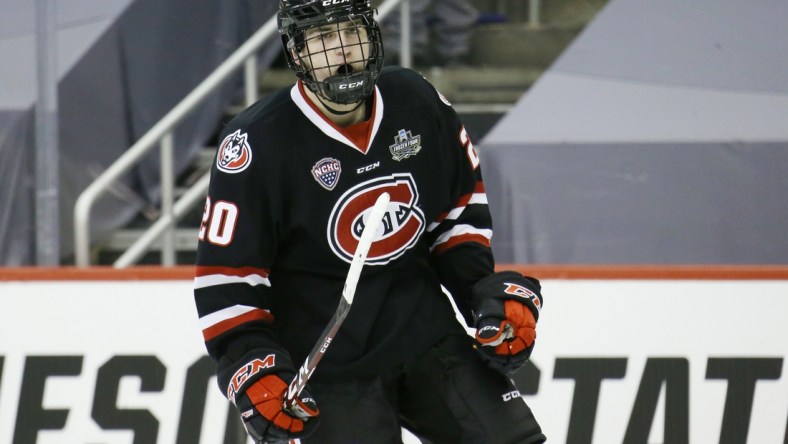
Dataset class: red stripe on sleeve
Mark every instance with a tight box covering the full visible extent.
[434,183,483,224]
[432,233,491,255]
[202,309,274,342]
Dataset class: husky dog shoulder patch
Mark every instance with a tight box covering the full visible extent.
[217,130,253,173]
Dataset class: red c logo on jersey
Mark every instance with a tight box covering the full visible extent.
[328,174,425,265]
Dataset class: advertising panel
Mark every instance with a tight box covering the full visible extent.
[1,271,786,443]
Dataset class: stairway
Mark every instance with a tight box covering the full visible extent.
[95,0,608,266]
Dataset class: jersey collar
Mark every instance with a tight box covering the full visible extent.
[291,81,384,154]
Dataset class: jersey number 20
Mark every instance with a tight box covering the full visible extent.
[460,126,480,170]
[198,196,239,246]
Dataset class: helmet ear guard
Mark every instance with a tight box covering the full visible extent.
[278,0,384,105]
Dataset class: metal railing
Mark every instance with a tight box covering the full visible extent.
[74,0,410,267]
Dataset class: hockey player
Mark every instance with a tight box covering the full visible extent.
[193,1,546,442]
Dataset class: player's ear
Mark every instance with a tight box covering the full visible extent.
[291,48,302,66]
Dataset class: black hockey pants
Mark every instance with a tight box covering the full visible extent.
[301,332,546,443]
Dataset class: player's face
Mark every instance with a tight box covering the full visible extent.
[299,19,371,82]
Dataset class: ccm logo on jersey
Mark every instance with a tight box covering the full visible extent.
[226,355,276,402]
[328,174,425,265]
[357,161,380,174]
[504,283,541,311]
[217,129,252,174]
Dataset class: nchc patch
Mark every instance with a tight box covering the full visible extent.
[312,157,342,190]
[217,129,252,173]
[389,129,422,161]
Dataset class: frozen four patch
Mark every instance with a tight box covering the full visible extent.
[389,129,422,161]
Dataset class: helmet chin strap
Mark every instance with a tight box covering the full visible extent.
[304,75,369,116]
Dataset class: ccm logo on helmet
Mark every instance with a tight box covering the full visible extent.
[323,0,350,5]
[339,80,364,90]
[328,173,425,265]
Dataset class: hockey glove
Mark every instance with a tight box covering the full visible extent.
[472,271,542,374]
[235,372,319,443]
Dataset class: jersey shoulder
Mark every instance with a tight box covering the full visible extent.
[376,66,451,110]
[222,86,294,138]
[212,86,296,177]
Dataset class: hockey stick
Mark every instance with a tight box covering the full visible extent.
[284,192,390,407]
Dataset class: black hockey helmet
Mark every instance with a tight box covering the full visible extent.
[278,0,384,104]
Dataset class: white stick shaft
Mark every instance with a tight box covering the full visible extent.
[285,192,390,404]
[342,192,390,304]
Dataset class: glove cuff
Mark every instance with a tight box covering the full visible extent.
[472,271,542,321]
[218,349,296,404]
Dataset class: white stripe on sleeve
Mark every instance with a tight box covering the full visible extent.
[427,193,489,232]
[198,305,269,330]
[429,224,493,251]
[194,272,271,290]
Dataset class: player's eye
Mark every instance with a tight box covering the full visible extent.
[321,31,337,41]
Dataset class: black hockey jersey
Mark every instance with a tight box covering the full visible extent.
[194,67,496,391]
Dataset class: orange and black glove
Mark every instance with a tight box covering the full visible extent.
[235,372,319,443]
[472,271,542,374]
[223,354,319,444]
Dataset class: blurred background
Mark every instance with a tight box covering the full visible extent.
[2,0,607,267]
[5,0,786,268]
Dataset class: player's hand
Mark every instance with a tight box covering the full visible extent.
[235,373,319,444]
[472,271,542,374]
